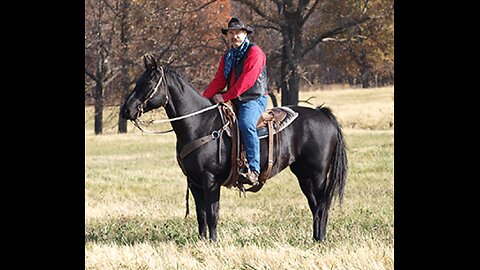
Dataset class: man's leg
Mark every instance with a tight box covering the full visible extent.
[237,95,268,183]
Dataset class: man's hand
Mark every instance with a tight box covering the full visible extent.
[212,93,225,104]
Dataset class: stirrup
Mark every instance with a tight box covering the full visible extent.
[249,171,260,186]
[238,173,252,185]
[238,167,250,180]
[243,170,259,186]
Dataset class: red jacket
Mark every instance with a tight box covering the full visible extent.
[202,45,266,102]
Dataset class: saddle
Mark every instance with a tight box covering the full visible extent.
[219,101,298,193]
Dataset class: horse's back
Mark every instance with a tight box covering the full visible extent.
[287,105,339,138]
[280,105,339,163]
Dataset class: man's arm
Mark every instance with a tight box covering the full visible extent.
[221,46,266,102]
[202,56,227,99]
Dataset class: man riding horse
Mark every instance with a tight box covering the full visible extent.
[202,17,268,186]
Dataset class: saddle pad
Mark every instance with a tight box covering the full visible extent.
[257,106,298,139]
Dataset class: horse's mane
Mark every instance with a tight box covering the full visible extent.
[165,67,202,96]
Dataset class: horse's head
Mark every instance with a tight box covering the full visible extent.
[121,54,169,120]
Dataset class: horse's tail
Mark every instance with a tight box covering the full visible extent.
[317,105,348,207]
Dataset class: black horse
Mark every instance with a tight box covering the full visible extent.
[121,54,348,242]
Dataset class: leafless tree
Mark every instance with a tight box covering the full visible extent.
[233,0,371,105]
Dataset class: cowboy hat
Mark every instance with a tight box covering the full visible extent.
[221,17,254,35]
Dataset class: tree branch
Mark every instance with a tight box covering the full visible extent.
[85,67,97,82]
[102,0,118,16]
[362,0,371,15]
[253,23,281,32]
[186,0,218,13]
[299,96,316,105]
[233,0,278,24]
[301,16,370,57]
[103,70,121,87]
[301,0,320,26]
[158,18,185,60]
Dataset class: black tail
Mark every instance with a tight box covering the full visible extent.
[317,106,348,207]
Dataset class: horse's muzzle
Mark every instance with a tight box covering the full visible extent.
[121,107,138,120]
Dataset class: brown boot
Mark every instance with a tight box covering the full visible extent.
[245,171,259,186]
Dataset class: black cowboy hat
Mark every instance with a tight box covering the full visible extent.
[221,17,254,35]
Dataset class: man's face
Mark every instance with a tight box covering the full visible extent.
[227,29,248,48]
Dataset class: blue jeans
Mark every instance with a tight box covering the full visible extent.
[235,95,268,173]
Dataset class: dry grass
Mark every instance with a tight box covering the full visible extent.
[86,239,393,270]
[296,86,394,130]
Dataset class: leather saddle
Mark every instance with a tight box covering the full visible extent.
[256,109,286,138]
[219,101,298,193]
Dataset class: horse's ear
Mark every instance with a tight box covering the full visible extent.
[143,53,157,70]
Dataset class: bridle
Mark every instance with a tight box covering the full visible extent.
[131,66,220,134]
[136,66,168,118]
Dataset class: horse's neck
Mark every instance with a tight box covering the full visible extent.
[164,73,219,143]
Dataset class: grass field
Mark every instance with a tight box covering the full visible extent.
[85,86,394,269]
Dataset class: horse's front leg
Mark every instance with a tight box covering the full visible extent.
[188,180,207,240]
[202,173,221,242]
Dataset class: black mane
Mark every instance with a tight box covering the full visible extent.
[165,68,198,94]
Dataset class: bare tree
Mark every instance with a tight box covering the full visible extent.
[314,0,394,88]
[85,0,229,134]
[85,0,120,134]
[118,0,131,133]
[134,0,227,86]
[233,0,371,105]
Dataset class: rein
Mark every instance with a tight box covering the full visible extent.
[132,103,220,135]
[132,67,220,134]
[149,103,220,124]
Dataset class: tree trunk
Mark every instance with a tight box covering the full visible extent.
[118,103,128,133]
[350,46,373,89]
[280,20,301,106]
[268,92,278,107]
[359,63,373,89]
[280,69,300,106]
[118,0,130,134]
[94,81,104,135]
[280,50,290,106]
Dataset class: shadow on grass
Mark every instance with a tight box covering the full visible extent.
[85,215,316,247]
[85,216,199,246]
[85,213,386,248]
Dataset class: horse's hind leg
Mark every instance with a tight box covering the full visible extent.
[189,181,207,239]
[315,189,330,242]
[290,162,330,242]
